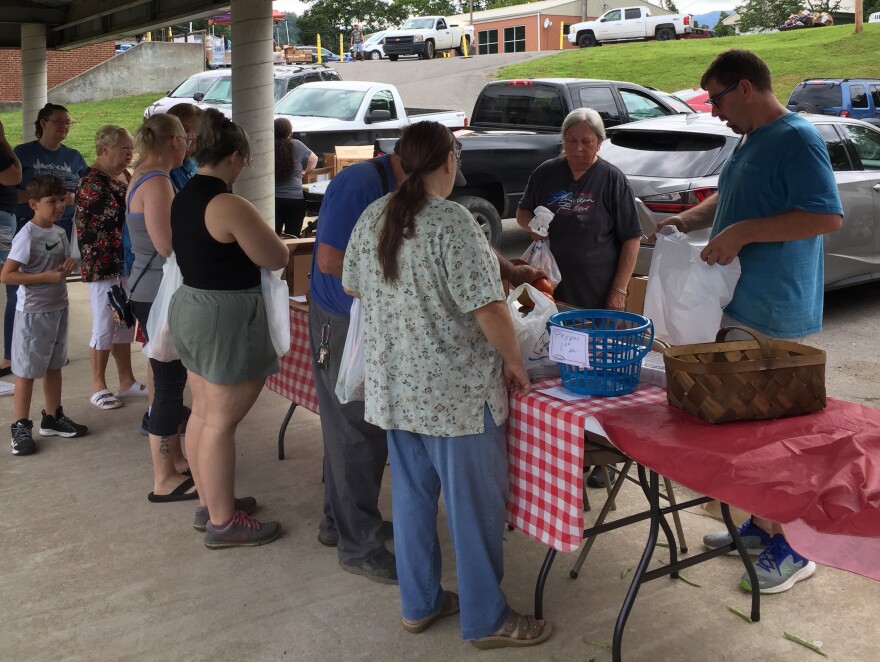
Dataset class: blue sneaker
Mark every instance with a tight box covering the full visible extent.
[703,518,772,556]
[740,534,816,594]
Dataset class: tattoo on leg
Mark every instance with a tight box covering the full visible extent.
[159,436,171,458]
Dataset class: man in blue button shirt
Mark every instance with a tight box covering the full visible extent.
[655,49,843,595]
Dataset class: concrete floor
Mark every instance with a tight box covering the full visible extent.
[1,281,877,662]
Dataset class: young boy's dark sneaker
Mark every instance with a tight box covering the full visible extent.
[39,407,88,438]
[10,419,37,456]
[203,510,281,549]
[339,549,399,585]
[193,497,258,531]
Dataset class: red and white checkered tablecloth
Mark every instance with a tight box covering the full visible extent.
[264,306,320,415]
[507,378,666,552]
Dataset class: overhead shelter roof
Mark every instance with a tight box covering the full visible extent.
[0,0,232,50]
[449,0,672,24]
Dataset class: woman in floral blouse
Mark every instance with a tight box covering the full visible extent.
[343,121,552,649]
[74,125,146,410]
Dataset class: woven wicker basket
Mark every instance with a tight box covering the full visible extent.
[663,326,826,424]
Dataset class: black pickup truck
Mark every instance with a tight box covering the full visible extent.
[377,78,693,244]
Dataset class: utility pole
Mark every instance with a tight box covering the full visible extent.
[855,0,863,33]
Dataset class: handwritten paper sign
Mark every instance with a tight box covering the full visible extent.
[549,327,590,369]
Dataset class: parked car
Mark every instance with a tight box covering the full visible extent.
[787,78,880,127]
[197,65,342,118]
[375,78,694,244]
[350,31,387,60]
[681,27,717,38]
[295,45,341,63]
[568,6,693,48]
[383,16,474,60]
[598,113,880,290]
[672,88,712,112]
[275,81,467,163]
[144,69,230,118]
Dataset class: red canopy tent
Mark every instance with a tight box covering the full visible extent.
[208,10,287,25]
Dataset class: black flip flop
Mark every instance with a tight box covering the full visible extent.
[147,476,198,503]
[0,366,11,378]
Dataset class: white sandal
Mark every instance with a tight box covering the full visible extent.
[117,380,149,398]
[90,389,123,410]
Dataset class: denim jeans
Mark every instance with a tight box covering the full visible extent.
[386,405,511,640]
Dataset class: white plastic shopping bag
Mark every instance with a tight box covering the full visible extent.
[643,227,741,345]
[527,205,555,237]
[507,283,559,378]
[335,298,365,403]
[262,268,291,358]
[144,253,183,362]
[520,240,562,288]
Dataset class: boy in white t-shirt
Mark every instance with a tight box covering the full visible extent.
[0,175,88,456]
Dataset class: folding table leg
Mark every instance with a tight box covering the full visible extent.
[721,502,761,622]
[636,468,679,571]
[612,466,661,662]
[570,459,634,579]
[277,402,298,460]
[663,476,688,553]
[534,547,557,620]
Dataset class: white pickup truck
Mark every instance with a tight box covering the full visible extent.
[274,81,468,161]
[568,6,693,48]
[382,16,475,60]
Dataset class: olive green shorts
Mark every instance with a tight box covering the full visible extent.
[169,285,279,385]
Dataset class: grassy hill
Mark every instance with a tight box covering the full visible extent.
[496,23,880,103]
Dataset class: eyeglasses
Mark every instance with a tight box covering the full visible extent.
[239,152,253,167]
[707,81,741,109]
[174,135,194,146]
[453,148,462,167]
[47,118,73,127]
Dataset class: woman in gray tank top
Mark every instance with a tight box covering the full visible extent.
[125,113,195,503]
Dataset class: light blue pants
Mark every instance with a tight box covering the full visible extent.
[386,406,511,640]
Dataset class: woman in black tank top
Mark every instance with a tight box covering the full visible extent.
[168,109,289,548]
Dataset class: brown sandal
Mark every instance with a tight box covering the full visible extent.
[471,610,552,649]
[402,591,460,634]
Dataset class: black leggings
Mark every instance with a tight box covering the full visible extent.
[132,300,187,437]
[275,197,307,236]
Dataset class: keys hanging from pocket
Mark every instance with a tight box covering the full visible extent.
[317,322,331,370]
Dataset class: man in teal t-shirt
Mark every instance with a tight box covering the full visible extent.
[654,50,843,595]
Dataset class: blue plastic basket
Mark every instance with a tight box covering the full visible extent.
[547,309,654,396]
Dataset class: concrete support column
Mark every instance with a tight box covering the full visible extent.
[231,0,275,226]
[20,24,48,144]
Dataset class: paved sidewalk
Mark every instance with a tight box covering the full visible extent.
[0,281,876,661]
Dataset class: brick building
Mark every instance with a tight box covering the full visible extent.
[451,0,673,54]
[0,41,115,103]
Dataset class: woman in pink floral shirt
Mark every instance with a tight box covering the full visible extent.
[74,125,146,410]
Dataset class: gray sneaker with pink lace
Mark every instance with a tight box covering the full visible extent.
[203,510,281,549]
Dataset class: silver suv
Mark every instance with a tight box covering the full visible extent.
[198,65,342,118]
[599,113,880,290]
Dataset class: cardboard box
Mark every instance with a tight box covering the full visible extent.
[304,166,333,184]
[334,145,373,175]
[281,237,315,310]
[283,46,312,63]
[322,152,336,171]
[625,275,648,315]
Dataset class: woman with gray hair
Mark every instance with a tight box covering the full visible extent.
[74,125,145,410]
[517,107,640,311]
[517,107,641,487]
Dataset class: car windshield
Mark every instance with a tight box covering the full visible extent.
[275,88,366,120]
[789,83,842,108]
[171,75,209,98]
[402,18,435,29]
[654,91,695,114]
[601,130,734,178]
[201,77,232,104]
[203,78,288,104]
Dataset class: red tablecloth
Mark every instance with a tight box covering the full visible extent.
[264,307,320,414]
[506,379,666,552]
[594,398,880,580]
